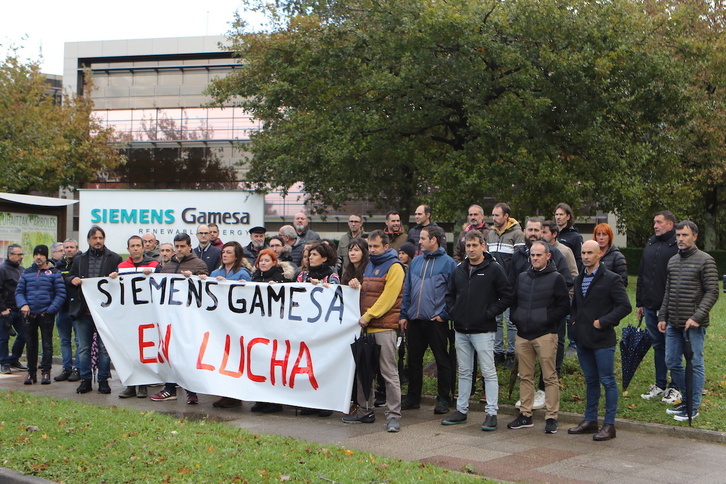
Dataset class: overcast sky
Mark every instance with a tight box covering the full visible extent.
[1,1,262,75]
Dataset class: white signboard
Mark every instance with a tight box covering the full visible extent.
[78,190,264,254]
[82,276,361,412]
[0,212,57,265]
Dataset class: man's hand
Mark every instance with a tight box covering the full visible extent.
[593,319,601,329]
[20,305,30,317]
[636,307,644,320]
[181,270,192,278]
[431,316,445,323]
[108,272,119,279]
[71,277,82,286]
[358,316,368,328]
[684,318,700,331]
[348,278,360,289]
[1,309,10,317]
[658,321,667,333]
[399,318,408,331]
[142,268,154,275]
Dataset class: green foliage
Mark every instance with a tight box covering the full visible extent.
[210,0,692,223]
[0,392,488,483]
[0,49,123,194]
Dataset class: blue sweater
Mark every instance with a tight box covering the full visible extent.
[401,247,456,321]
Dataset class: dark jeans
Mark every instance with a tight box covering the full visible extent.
[644,307,670,390]
[406,319,452,403]
[76,314,111,382]
[56,310,78,372]
[0,310,25,364]
[577,345,618,425]
[25,313,55,374]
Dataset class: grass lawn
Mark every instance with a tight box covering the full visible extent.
[420,275,726,432]
[0,391,490,483]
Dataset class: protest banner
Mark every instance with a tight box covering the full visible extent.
[82,275,361,413]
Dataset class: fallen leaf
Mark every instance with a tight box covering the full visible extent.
[26,426,39,432]
[280,476,291,481]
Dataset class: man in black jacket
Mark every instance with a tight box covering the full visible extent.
[568,240,631,441]
[0,244,27,373]
[54,239,81,382]
[67,225,122,395]
[441,230,513,431]
[507,241,570,434]
[636,211,679,403]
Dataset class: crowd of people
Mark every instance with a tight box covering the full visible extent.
[0,205,718,438]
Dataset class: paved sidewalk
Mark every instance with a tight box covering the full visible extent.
[2,366,726,483]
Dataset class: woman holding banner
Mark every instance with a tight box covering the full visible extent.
[208,241,252,281]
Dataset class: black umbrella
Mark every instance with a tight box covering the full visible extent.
[684,329,695,426]
[350,330,380,406]
[619,317,652,391]
[508,354,519,399]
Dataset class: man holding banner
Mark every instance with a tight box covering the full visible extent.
[344,230,405,433]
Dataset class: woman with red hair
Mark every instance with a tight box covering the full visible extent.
[592,223,628,286]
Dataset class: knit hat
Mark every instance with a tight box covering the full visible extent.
[33,245,49,258]
[398,242,416,260]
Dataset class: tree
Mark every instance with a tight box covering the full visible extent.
[0,49,123,194]
[209,0,691,224]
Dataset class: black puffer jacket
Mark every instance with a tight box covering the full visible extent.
[636,229,677,309]
[600,245,628,286]
[571,264,632,349]
[659,246,719,328]
[510,261,570,340]
[445,253,514,334]
[0,259,23,312]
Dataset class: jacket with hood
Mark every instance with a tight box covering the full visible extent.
[446,253,513,334]
[360,248,405,330]
[636,228,677,309]
[401,247,456,321]
[16,264,66,315]
[659,245,719,329]
[510,260,570,340]
[571,264,632,349]
[486,218,525,272]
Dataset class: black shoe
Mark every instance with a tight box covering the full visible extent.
[318,410,333,417]
[41,373,51,385]
[9,360,27,370]
[251,402,267,412]
[76,380,92,394]
[54,368,72,381]
[98,380,111,394]
[24,373,36,385]
[341,411,375,424]
[434,397,449,415]
[262,403,283,413]
[545,418,558,434]
[67,369,81,382]
[1,364,10,374]
[507,413,533,429]
[374,397,386,407]
[481,414,498,431]
[401,397,420,410]
[299,407,319,416]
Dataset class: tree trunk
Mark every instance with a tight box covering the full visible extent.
[702,186,718,251]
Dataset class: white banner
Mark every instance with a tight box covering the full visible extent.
[82,276,361,413]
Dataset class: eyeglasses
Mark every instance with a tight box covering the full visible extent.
[10,252,23,256]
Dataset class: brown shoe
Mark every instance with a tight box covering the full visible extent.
[593,424,616,441]
[213,397,242,408]
[567,420,599,434]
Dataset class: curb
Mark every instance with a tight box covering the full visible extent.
[420,395,726,444]
[0,468,54,484]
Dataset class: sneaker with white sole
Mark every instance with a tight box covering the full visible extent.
[661,388,682,405]
[673,410,699,422]
[533,390,546,409]
[386,418,400,432]
[640,385,665,400]
[545,418,558,434]
[507,413,533,429]
[666,403,686,415]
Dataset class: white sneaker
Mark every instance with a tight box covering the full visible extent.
[661,388,682,405]
[533,390,546,409]
[640,385,665,400]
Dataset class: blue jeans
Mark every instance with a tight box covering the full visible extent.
[56,310,78,371]
[665,325,705,411]
[76,314,111,382]
[455,331,498,415]
[577,346,618,425]
[0,310,26,365]
[494,308,516,355]
[644,307,669,390]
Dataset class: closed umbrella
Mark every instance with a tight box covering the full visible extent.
[684,329,695,426]
[350,330,380,407]
[619,317,652,391]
